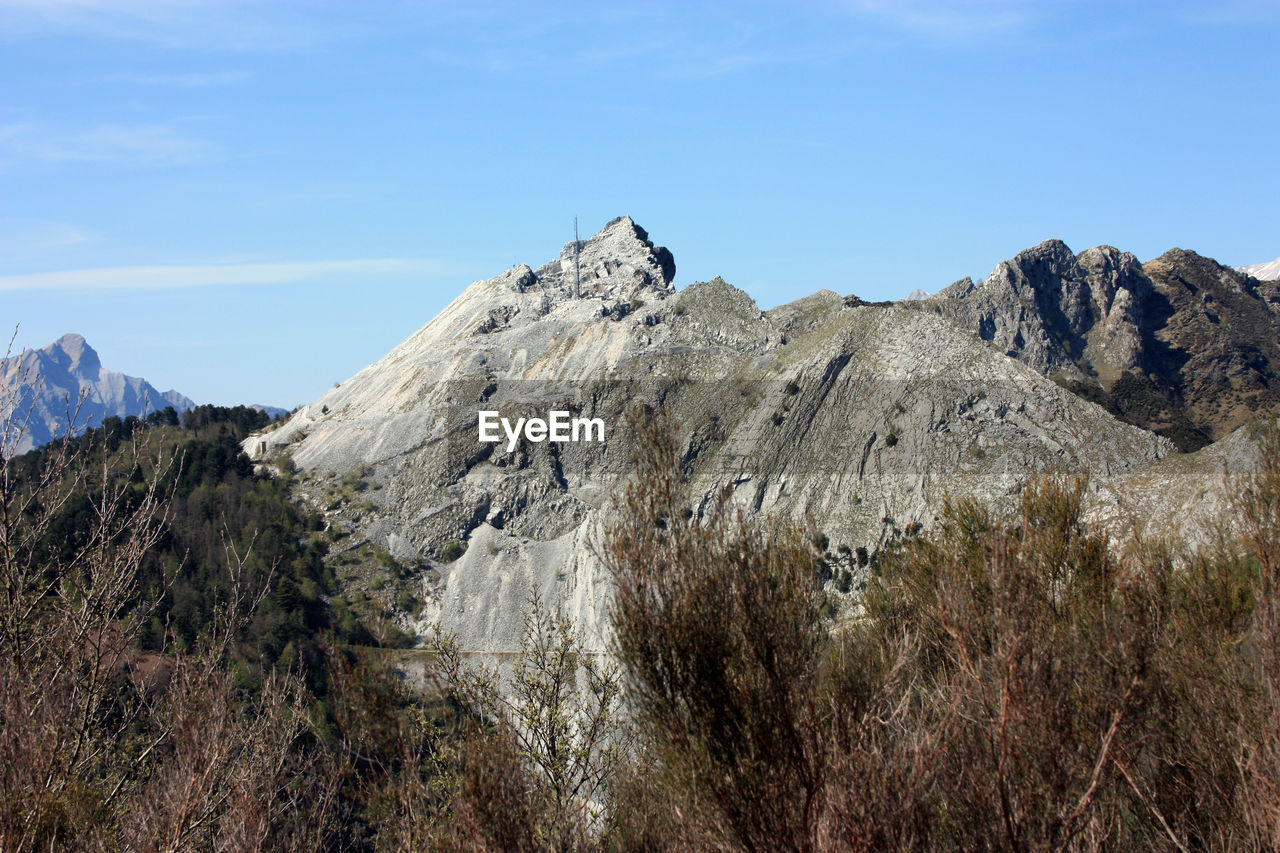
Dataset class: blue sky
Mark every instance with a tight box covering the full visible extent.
[2,0,1277,407]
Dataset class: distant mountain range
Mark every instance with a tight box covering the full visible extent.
[250,403,291,419]
[1,334,195,454]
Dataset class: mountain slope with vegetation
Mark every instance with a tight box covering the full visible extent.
[7,369,1280,849]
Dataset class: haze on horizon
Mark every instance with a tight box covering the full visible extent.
[1,0,1277,408]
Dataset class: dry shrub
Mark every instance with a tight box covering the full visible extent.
[313,642,454,852]
[0,396,336,852]
[602,418,830,852]
[1234,426,1280,846]
[867,478,1251,849]
[603,418,1280,852]
[435,726,540,852]
[117,661,332,853]
[600,741,727,852]
[426,593,628,852]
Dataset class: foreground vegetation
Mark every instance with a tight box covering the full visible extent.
[2,395,1279,850]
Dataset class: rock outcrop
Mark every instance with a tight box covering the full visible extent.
[248,218,1180,654]
[922,241,1280,450]
[1,334,194,453]
[1086,417,1275,551]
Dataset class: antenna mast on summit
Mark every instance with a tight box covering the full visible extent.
[573,217,581,298]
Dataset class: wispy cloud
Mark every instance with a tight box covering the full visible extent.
[845,0,1039,40]
[0,0,334,51]
[402,2,806,80]
[0,259,459,291]
[1174,0,1280,25]
[91,69,251,87]
[0,219,97,253]
[0,0,811,77]
[0,121,211,166]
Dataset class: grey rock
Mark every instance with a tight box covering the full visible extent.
[1086,418,1276,551]
[1,333,194,453]
[926,241,1280,450]
[927,239,1151,382]
[247,218,1181,655]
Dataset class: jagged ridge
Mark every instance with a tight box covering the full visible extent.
[922,240,1280,450]
[248,218,1184,654]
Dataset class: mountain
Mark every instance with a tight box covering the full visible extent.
[1241,257,1280,281]
[921,240,1280,450]
[246,217,1185,654]
[250,403,291,419]
[1,333,195,453]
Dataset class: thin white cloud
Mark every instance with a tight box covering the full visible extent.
[0,259,459,291]
[423,24,787,80]
[92,69,251,87]
[0,0,333,51]
[0,121,211,166]
[845,0,1038,39]
[0,219,97,252]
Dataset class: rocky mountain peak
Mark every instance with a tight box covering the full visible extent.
[1241,257,1280,282]
[2,334,194,453]
[46,333,102,379]
[485,217,675,309]
[929,239,1280,450]
[1148,248,1222,281]
[1003,238,1080,285]
[937,277,975,299]
[1147,248,1263,299]
[934,239,1115,379]
[486,215,670,302]
[246,220,1186,654]
[559,215,676,296]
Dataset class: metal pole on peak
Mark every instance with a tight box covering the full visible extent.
[573,217,581,298]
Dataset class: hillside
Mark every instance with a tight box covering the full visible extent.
[247,218,1190,653]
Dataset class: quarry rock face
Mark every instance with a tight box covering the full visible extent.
[249,219,1272,654]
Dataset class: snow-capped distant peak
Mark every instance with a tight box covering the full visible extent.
[1240,257,1280,281]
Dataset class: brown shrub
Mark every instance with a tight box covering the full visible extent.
[602,417,1280,852]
